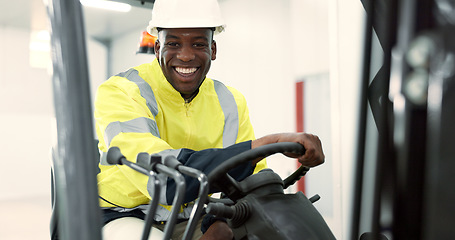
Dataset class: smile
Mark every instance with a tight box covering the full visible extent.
[175,67,198,75]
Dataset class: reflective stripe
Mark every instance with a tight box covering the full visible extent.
[153,202,195,221]
[104,117,160,147]
[154,149,182,159]
[153,204,173,221]
[146,149,182,204]
[100,151,109,165]
[117,68,159,117]
[213,80,239,147]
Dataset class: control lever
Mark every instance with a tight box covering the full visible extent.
[283,165,309,189]
[162,155,209,240]
[136,153,161,240]
[106,147,186,240]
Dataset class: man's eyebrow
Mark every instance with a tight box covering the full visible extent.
[192,36,210,41]
[165,34,179,40]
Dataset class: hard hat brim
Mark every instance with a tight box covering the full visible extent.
[147,25,225,37]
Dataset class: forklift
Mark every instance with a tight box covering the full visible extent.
[47,0,455,239]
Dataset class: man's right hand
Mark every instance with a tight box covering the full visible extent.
[251,132,325,168]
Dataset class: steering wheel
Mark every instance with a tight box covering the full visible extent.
[207,142,309,201]
[205,142,336,240]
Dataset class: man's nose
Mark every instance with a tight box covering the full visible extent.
[177,45,195,62]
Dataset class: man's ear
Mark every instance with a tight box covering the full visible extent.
[211,40,217,61]
[154,39,160,58]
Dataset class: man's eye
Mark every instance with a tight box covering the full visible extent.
[166,42,179,47]
[194,43,208,48]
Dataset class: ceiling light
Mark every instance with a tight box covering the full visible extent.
[80,0,132,12]
[29,30,51,69]
[29,30,51,52]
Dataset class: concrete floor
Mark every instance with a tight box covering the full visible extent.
[0,195,52,240]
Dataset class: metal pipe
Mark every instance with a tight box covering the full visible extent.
[142,171,161,240]
[351,0,374,238]
[369,0,398,237]
[155,164,187,240]
[177,165,209,240]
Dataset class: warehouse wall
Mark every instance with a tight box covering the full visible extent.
[0,25,107,239]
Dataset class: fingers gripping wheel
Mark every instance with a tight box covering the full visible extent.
[207,142,306,201]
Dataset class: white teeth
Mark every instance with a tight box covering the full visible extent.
[175,67,197,74]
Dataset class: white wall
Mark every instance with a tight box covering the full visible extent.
[330,1,365,239]
[0,25,54,239]
[0,26,54,200]
[0,24,107,239]
[110,28,154,75]
[88,39,110,135]
[289,0,335,231]
[211,0,296,183]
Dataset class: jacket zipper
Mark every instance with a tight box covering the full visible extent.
[184,100,191,117]
[184,100,192,145]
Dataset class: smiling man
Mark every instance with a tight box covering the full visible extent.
[155,28,216,101]
[94,0,325,239]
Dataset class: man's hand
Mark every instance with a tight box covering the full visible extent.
[199,221,233,240]
[251,133,325,167]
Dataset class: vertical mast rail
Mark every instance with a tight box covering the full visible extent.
[46,0,102,239]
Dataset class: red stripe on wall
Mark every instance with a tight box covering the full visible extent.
[296,81,305,193]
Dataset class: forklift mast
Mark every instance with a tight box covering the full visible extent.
[352,0,455,239]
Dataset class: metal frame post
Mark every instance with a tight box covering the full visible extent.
[46,0,102,239]
[423,18,455,240]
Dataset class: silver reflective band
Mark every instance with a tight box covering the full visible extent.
[213,80,239,147]
[152,202,195,222]
[146,149,182,204]
[117,68,159,117]
[100,151,108,165]
[104,117,160,147]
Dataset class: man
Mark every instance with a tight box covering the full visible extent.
[95,0,325,239]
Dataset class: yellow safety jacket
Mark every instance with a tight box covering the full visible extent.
[94,58,266,221]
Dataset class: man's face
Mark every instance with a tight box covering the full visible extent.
[155,28,217,100]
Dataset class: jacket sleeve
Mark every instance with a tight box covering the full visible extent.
[167,141,254,204]
[95,77,254,206]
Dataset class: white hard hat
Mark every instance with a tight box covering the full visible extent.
[147,0,226,37]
